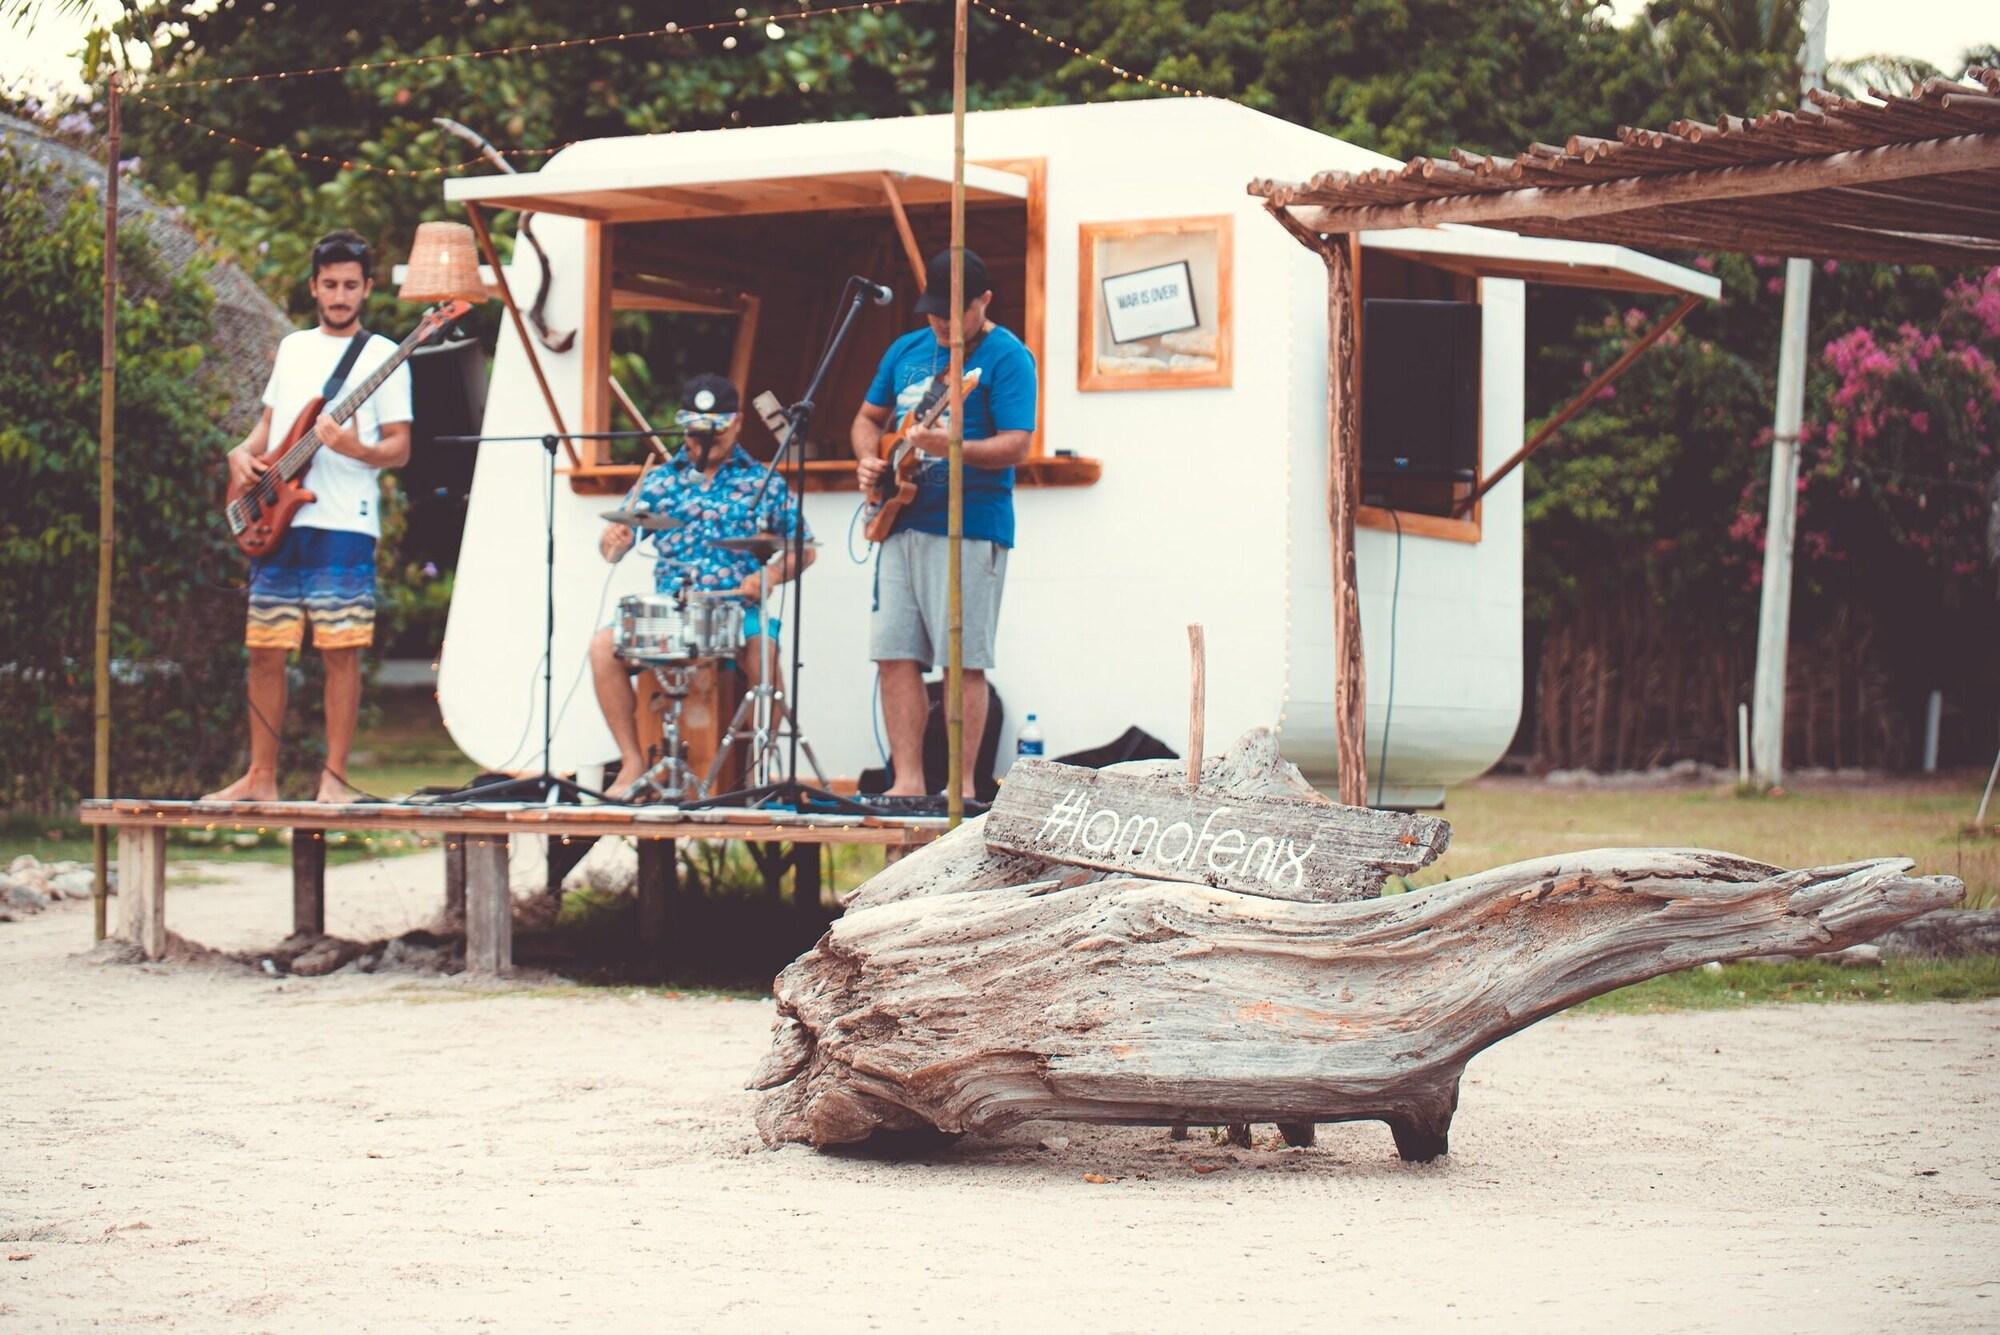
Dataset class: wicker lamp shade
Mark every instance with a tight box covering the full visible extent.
[399,221,488,303]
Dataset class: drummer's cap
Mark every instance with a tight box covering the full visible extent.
[680,373,739,417]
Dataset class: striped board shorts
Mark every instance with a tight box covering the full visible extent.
[246,526,376,651]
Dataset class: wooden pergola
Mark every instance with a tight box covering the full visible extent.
[1251,69,2000,804]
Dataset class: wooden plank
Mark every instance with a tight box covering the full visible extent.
[117,826,166,960]
[728,293,761,413]
[463,834,511,977]
[292,829,326,938]
[983,758,1448,902]
[1291,132,2000,235]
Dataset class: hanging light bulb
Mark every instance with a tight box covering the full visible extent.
[767,21,785,38]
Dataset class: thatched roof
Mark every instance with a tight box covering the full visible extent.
[0,112,292,434]
[1250,68,2000,268]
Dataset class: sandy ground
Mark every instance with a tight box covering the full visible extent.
[2,854,1996,1333]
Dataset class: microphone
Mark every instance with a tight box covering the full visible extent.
[855,276,894,306]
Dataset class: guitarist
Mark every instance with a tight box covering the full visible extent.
[850,248,1037,800]
[205,230,412,803]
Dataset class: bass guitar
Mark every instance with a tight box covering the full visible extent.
[862,366,983,544]
[225,300,470,558]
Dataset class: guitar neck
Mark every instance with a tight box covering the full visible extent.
[276,322,430,479]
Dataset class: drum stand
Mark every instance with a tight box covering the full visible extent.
[705,581,828,793]
[633,664,706,804]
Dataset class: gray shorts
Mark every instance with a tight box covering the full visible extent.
[870,528,1008,670]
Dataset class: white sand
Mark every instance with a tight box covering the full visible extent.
[2,853,1996,1332]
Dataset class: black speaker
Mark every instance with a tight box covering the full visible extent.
[402,336,487,566]
[1362,299,1480,482]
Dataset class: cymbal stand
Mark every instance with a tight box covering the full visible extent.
[706,578,829,794]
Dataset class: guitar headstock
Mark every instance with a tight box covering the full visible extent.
[416,298,475,345]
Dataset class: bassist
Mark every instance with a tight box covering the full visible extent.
[207,230,412,803]
[850,248,1037,800]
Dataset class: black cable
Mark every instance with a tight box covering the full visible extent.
[1375,508,1403,808]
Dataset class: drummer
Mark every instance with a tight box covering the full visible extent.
[588,373,814,799]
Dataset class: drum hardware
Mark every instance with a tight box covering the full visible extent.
[627,664,705,803]
[599,508,685,532]
[715,533,822,561]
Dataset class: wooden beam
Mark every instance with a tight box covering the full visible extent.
[581,221,614,467]
[1455,295,1701,517]
[464,204,579,469]
[608,377,672,464]
[292,829,325,937]
[729,292,761,411]
[1325,237,1368,807]
[880,171,927,288]
[1292,132,2000,234]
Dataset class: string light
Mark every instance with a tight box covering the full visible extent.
[970,0,1209,98]
[127,88,566,177]
[144,0,911,91]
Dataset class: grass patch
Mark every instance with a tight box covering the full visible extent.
[1578,957,2000,1014]
[1420,773,2000,909]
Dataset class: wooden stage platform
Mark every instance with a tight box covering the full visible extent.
[79,797,947,976]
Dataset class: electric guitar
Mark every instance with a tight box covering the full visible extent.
[863,366,983,544]
[225,300,470,558]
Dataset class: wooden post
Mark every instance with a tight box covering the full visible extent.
[1324,237,1368,806]
[880,172,927,288]
[636,837,677,963]
[291,829,326,938]
[793,842,823,914]
[443,835,467,926]
[944,0,969,829]
[1186,624,1206,786]
[117,826,165,961]
[463,834,511,977]
[93,71,121,944]
[580,221,613,466]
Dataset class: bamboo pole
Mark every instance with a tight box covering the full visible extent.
[945,0,967,828]
[1185,625,1206,786]
[93,72,121,942]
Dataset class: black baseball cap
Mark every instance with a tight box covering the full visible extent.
[913,248,990,316]
[680,373,739,415]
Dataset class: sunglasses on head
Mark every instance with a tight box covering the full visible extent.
[312,239,370,264]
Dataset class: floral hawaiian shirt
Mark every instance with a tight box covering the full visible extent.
[630,444,812,596]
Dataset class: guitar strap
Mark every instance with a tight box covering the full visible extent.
[321,329,370,404]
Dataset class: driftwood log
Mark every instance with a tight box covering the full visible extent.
[756,732,1961,1157]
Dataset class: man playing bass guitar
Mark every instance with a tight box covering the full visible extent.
[851,248,1037,800]
[205,230,413,803]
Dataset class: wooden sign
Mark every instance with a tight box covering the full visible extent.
[984,759,1450,903]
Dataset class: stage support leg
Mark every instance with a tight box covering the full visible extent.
[464,834,511,977]
[793,843,823,914]
[292,829,325,938]
[443,836,466,927]
[637,837,677,966]
[117,826,166,960]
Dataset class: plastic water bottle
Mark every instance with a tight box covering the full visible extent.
[1017,713,1045,758]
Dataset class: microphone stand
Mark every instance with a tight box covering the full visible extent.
[426,428,682,805]
[692,276,881,814]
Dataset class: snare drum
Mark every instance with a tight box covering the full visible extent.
[685,594,746,660]
[614,594,699,665]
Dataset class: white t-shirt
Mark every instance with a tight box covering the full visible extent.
[258,327,413,539]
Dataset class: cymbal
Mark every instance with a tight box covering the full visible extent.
[716,533,820,558]
[601,508,683,532]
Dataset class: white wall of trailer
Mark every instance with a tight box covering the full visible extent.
[436,100,1556,803]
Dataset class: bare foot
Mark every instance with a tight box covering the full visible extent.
[608,762,647,801]
[203,770,279,802]
[315,770,366,804]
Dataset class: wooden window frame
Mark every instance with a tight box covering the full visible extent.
[1077,214,1234,393]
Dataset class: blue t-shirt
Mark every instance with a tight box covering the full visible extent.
[863,323,1038,548]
